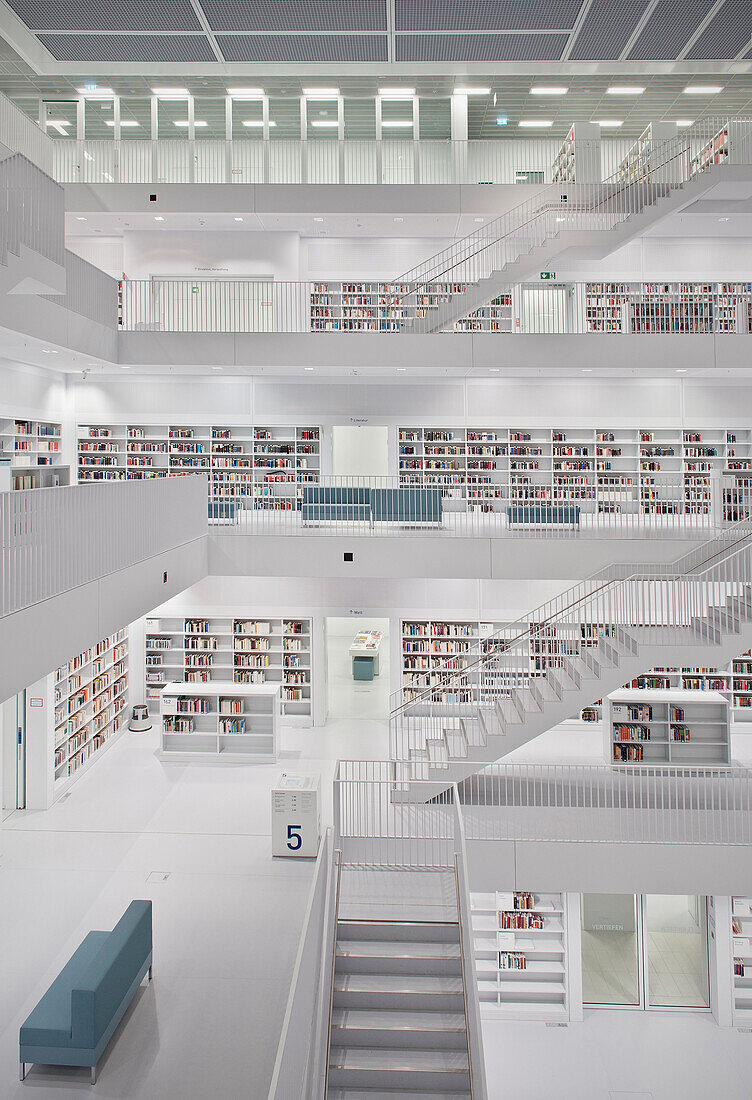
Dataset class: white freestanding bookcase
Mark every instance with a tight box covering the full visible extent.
[607,689,730,765]
[159,682,280,762]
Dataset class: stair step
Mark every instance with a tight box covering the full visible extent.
[337,946,462,976]
[331,1008,468,1049]
[328,1046,471,1090]
[331,1008,466,1031]
[333,973,465,1011]
[337,920,460,943]
[337,940,461,959]
[328,1089,471,1099]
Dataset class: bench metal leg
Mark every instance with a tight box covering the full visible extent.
[19,1062,25,1082]
[148,963,153,980]
[91,1065,97,1085]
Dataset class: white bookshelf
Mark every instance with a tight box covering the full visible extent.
[551,122,600,184]
[608,689,730,765]
[452,295,513,333]
[731,896,752,1023]
[76,423,321,506]
[617,122,676,184]
[145,613,313,723]
[471,890,569,1020]
[585,281,752,335]
[309,280,468,332]
[0,417,68,489]
[49,628,128,798]
[159,682,279,762]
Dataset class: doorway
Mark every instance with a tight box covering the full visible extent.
[1,691,26,817]
[581,893,710,1009]
[324,616,390,725]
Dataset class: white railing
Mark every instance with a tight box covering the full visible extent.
[118,277,752,336]
[336,761,752,846]
[51,137,630,187]
[388,519,752,764]
[267,830,338,1100]
[0,153,64,269]
[42,250,118,327]
[0,477,207,618]
[458,763,752,844]
[0,92,52,176]
[397,118,752,312]
[210,472,723,540]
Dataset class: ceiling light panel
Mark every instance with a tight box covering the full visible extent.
[686,0,752,59]
[6,0,201,31]
[569,0,648,61]
[530,86,568,95]
[394,0,581,31]
[200,0,386,32]
[627,0,716,61]
[39,34,215,61]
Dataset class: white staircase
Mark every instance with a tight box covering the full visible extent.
[391,524,752,786]
[327,917,472,1097]
[396,123,752,333]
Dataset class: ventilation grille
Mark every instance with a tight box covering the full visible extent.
[627,0,716,60]
[569,0,647,59]
[200,0,386,32]
[686,0,752,59]
[396,31,568,60]
[395,0,581,31]
[7,0,201,32]
[38,33,216,61]
[217,33,388,62]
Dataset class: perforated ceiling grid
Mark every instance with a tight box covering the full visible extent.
[627,0,717,61]
[394,0,582,31]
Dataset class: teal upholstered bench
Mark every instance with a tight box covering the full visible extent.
[208,501,238,524]
[301,487,371,524]
[20,900,153,1085]
[507,505,580,528]
[371,488,443,526]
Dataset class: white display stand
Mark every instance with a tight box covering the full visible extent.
[271,772,321,858]
[350,629,383,675]
[160,681,279,762]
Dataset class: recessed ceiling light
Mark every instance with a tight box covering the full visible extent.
[303,87,339,97]
[76,86,113,96]
[152,87,189,97]
[211,366,222,371]
[489,368,500,372]
[675,120,694,127]
[106,120,139,127]
[314,217,324,222]
[304,367,314,372]
[454,86,490,95]
[683,85,723,95]
[154,216,165,221]
[530,86,568,96]
[719,217,730,222]
[381,120,413,128]
[597,120,623,128]
[606,85,645,95]
[120,364,131,369]
[556,217,566,222]
[397,367,407,371]
[394,217,404,223]
[75,216,87,221]
[243,119,276,127]
[378,87,415,96]
[310,119,339,128]
[474,217,484,222]
[676,368,688,373]
[518,120,553,128]
[581,368,593,372]
[496,116,508,126]
[227,88,264,97]
[174,120,207,127]
[234,217,243,222]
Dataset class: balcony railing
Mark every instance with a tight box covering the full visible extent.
[0,154,64,270]
[208,472,727,540]
[117,278,752,335]
[0,477,207,618]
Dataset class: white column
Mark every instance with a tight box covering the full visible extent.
[451,93,468,183]
[225,95,232,184]
[300,96,307,183]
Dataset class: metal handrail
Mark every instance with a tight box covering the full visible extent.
[390,520,752,718]
[322,847,343,1100]
[454,851,474,1099]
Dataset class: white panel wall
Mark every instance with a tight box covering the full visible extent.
[557,235,752,282]
[121,230,302,282]
[66,235,124,280]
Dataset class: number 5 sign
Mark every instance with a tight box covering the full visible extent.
[271,773,321,858]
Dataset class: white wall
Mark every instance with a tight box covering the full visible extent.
[331,425,389,477]
[121,230,302,282]
[66,235,124,280]
[302,236,453,280]
[557,235,752,282]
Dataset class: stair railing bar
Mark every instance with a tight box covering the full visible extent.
[322,846,343,1100]
[453,849,476,1099]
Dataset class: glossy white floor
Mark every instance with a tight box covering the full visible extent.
[0,632,390,1098]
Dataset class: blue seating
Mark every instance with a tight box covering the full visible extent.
[208,500,238,523]
[352,655,374,681]
[20,900,153,1085]
[301,486,443,527]
[507,505,580,528]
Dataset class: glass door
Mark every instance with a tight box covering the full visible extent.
[582,893,710,1010]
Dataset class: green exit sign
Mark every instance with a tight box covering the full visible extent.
[540,271,556,280]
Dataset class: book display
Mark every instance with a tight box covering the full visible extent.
[53,628,128,796]
[145,614,313,722]
[551,122,600,184]
[159,682,279,761]
[451,296,513,333]
[308,281,468,332]
[76,423,320,506]
[608,689,730,765]
[0,418,68,489]
[616,122,676,184]
[471,891,569,1019]
[731,896,752,1022]
[584,282,752,334]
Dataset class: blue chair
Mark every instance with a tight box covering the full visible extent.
[352,656,374,681]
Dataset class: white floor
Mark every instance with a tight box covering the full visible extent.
[2,638,752,1097]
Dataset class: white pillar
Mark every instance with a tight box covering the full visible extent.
[451,93,468,183]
